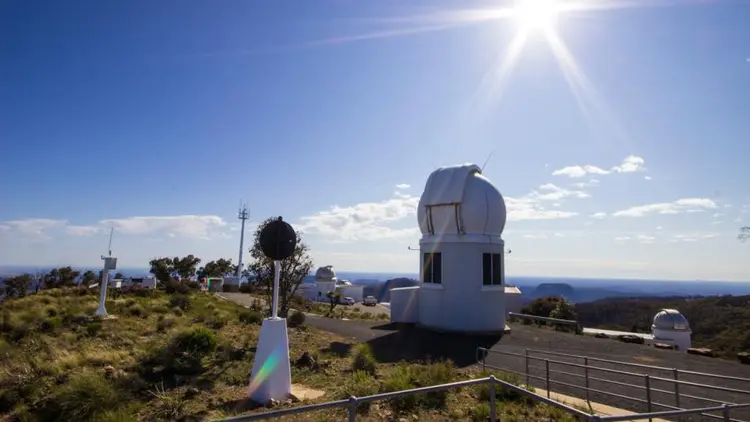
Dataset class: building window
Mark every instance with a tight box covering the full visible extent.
[422,252,442,284]
[482,253,503,286]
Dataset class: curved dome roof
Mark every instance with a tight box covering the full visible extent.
[314,265,337,281]
[652,309,691,331]
[417,164,507,236]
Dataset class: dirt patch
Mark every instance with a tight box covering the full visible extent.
[632,356,662,364]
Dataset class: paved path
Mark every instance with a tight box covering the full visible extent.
[220,293,750,421]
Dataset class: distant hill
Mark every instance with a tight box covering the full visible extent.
[361,277,419,302]
[523,283,646,304]
[575,295,750,357]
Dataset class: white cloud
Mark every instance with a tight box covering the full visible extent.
[553,232,564,237]
[99,215,227,239]
[656,226,663,230]
[636,234,656,244]
[395,183,411,189]
[552,165,609,178]
[573,179,601,189]
[612,198,717,217]
[614,236,631,242]
[591,212,607,219]
[505,196,578,221]
[552,155,646,178]
[66,225,103,237]
[669,233,719,243]
[4,218,66,238]
[534,183,590,201]
[0,224,9,232]
[298,193,420,242]
[644,176,652,181]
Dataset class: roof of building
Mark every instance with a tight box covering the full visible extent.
[652,308,691,331]
[314,265,337,281]
[417,164,507,237]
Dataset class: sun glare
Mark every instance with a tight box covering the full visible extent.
[514,0,561,31]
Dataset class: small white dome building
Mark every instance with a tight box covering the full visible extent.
[391,163,513,334]
[651,308,692,351]
[300,265,364,303]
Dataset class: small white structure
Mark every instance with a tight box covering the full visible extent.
[299,266,365,303]
[390,286,420,323]
[651,308,692,351]
[504,286,523,315]
[391,163,513,333]
[95,256,117,318]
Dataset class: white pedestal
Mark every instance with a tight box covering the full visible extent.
[248,317,292,404]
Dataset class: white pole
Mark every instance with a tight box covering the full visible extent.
[96,268,109,317]
[272,260,280,319]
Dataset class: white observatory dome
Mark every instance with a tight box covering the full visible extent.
[417,164,507,236]
[314,265,337,281]
[652,309,690,331]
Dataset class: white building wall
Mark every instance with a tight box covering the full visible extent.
[338,285,363,302]
[314,281,337,302]
[418,238,506,333]
[391,287,420,323]
[652,328,692,351]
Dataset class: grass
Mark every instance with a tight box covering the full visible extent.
[1,288,583,422]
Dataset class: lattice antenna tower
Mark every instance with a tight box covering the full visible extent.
[237,203,250,276]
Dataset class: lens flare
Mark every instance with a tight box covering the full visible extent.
[247,342,285,397]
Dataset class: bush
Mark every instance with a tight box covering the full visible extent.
[173,327,217,355]
[138,327,218,382]
[342,371,379,413]
[39,316,62,333]
[47,369,121,420]
[239,310,263,325]
[288,310,306,328]
[414,361,455,408]
[169,295,191,311]
[351,343,377,375]
[164,279,190,295]
[471,403,491,422]
[381,365,418,413]
[87,322,103,337]
[205,316,227,330]
[475,371,528,403]
[239,283,254,294]
[156,318,176,332]
[127,305,147,318]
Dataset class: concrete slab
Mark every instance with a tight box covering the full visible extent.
[290,384,325,401]
[533,388,669,422]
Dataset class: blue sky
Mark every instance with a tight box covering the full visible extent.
[1,0,748,281]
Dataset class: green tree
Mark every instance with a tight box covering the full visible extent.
[327,290,342,316]
[43,267,81,289]
[549,298,577,321]
[3,274,33,298]
[172,255,201,280]
[81,270,98,285]
[114,272,125,279]
[246,217,314,318]
[197,258,235,280]
[149,257,175,283]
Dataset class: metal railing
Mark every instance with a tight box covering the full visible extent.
[216,373,750,422]
[477,346,750,421]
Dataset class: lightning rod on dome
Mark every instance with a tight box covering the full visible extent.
[481,150,495,172]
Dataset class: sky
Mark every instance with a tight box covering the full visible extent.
[1,0,749,281]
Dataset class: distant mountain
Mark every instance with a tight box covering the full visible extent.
[361,277,419,302]
[523,283,666,304]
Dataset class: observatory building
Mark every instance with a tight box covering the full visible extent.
[390,163,517,334]
[298,265,364,303]
[651,308,692,351]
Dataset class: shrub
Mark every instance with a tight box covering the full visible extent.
[164,279,190,295]
[173,327,217,355]
[342,371,379,413]
[186,280,201,290]
[171,307,183,317]
[414,360,455,408]
[205,316,227,330]
[239,283,254,294]
[169,295,191,311]
[239,310,263,325]
[475,371,528,403]
[288,310,306,328]
[45,308,58,317]
[127,305,147,318]
[351,343,377,375]
[39,316,62,333]
[87,322,103,337]
[156,318,176,332]
[471,403,491,422]
[138,327,218,382]
[47,369,121,421]
[381,365,418,413]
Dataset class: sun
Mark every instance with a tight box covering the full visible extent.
[513,0,561,31]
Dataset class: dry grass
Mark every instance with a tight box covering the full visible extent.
[1,288,581,422]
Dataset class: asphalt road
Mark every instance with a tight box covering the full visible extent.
[220,293,750,421]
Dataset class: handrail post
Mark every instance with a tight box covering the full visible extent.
[645,375,652,422]
[584,356,590,404]
[489,375,497,422]
[673,368,681,422]
[482,348,487,372]
[545,359,551,398]
[525,348,530,388]
[347,395,358,422]
[723,404,730,421]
